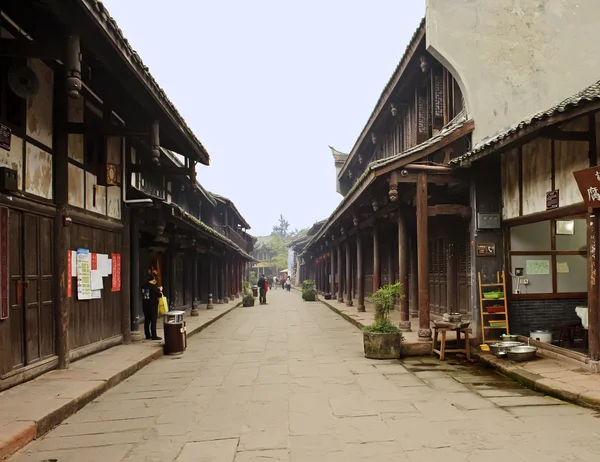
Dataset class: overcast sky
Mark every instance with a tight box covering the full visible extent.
[102,0,424,236]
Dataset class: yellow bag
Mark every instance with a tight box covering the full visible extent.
[158,296,169,315]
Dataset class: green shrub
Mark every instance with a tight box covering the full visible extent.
[364,282,403,334]
[302,280,316,300]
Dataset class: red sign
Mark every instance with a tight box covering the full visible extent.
[573,166,600,208]
[0,207,7,319]
[67,250,72,298]
[111,253,121,292]
[91,253,97,270]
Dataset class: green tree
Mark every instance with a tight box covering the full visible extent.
[268,234,289,271]
[272,215,290,238]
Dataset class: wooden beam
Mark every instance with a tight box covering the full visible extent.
[0,38,62,59]
[374,119,475,178]
[129,165,193,176]
[427,204,471,217]
[541,128,592,142]
[67,122,148,137]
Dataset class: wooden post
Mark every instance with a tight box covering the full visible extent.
[588,209,599,360]
[130,210,142,339]
[398,213,410,331]
[190,253,199,316]
[357,231,365,312]
[345,240,353,306]
[330,247,336,299]
[409,233,418,318]
[387,233,394,285]
[169,240,177,309]
[120,207,132,343]
[53,67,70,368]
[207,255,214,309]
[373,223,381,292]
[337,243,343,303]
[223,258,229,303]
[416,172,432,341]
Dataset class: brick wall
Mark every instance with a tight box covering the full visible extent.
[508,298,587,338]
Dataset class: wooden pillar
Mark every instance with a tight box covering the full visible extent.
[330,246,336,299]
[207,255,214,309]
[345,240,353,306]
[190,253,199,316]
[120,207,132,343]
[588,209,599,360]
[373,223,381,292]
[351,246,355,298]
[130,211,142,338]
[416,172,431,341]
[224,258,230,303]
[357,232,365,312]
[53,67,70,368]
[409,233,418,318]
[446,232,458,316]
[337,243,344,303]
[169,240,177,309]
[398,213,410,331]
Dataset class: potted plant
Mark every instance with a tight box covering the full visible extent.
[242,281,255,307]
[363,282,404,359]
[302,280,317,301]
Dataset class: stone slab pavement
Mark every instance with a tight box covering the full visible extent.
[0,299,240,460]
[9,289,600,461]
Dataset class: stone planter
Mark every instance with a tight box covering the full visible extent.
[243,298,255,307]
[363,332,402,359]
[303,292,316,301]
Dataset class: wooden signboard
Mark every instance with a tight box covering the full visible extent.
[573,166,600,208]
[546,190,559,210]
[0,207,7,319]
[0,123,11,152]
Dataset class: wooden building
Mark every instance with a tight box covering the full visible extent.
[0,0,253,390]
[301,19,474,341]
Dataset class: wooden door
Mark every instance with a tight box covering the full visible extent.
[1,211,54,376]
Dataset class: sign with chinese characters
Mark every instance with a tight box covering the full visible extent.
[0,123,11,152]
[546,190,559,210]
[67,250,72,298]
[573,166,600,207]
[0,207,8,319]
[111,253,121,292]
[76,248,92,300]
[476,243,496,257]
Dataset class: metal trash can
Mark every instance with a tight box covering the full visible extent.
[163,310,187,355]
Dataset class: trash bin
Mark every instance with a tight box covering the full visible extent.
[252,286,258,297]
[163,310,186,355]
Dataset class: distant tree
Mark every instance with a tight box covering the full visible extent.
[268,234,289,271]
[272,215,290,238]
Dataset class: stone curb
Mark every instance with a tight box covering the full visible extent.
[0,302,241,460]
[319,298,365,330]
[473,349,600,411]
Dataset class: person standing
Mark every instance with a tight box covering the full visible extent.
[273,275,278,290]
[141,275,163,340]
[285,275,292,291]
[258,274,267,305]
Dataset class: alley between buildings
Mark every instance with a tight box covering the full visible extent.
[10,290,600,462]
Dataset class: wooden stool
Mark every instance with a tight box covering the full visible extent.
[432,327,472,361]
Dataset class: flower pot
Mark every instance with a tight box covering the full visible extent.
[243,299,254,307]
[363,332,402,359]
[252,288,258,297]
[303,293,316,301]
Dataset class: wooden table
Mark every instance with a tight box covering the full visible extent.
[432,326,472,361]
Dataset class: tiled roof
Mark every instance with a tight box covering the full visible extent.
[305,111,471,251]
[81,0,210,164]
[450,79,600,165]
[338,17,426,178]
[210,193,251,230]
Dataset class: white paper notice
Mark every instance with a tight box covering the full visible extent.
[76,249,92,300]
[91,270,104,291]
[557,261,570,273]
[71,251,77,276]
[91,290,102,299]
[98,254,110,277]
[107,259,112,275]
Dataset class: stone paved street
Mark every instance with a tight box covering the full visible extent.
[10,290,600,461]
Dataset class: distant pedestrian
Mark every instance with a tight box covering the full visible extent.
[273,275,278,290]
[258,274,267,304]
[285,276,291,291]
[141,275,163,340]
[281,277,285,290]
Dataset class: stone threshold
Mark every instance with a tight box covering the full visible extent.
[0,300,241,460]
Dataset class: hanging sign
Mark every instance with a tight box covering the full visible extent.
[67,250,72,298]
[111,253,121,292]
[0,123,11,152]
[573,166,600,207]
[546,190,559,210]
[0,207,8,320]
[77,248,92,300]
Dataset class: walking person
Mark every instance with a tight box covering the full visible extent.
[273,275,278,290]
[141,274,163,340]
[285,275,291,291]
[281,276,285,290]
[258,274,267,305]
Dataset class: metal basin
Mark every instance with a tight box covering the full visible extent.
[501,334,519,342]
[489,341,523,356]
[507,345,537,362]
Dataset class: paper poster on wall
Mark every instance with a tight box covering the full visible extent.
[77,248,92,300]
[71,251,77,276]
[107,259,112,275]
[557,262,570,273]
[98,254,110,277]
[91,270,103,291]
[91,290,102,299]
[526,260,550,275]
[91,253,98,271]
[67,250,72,298]
[111,253,121,292]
